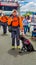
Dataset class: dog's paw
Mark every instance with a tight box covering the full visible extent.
[19,50,24,53]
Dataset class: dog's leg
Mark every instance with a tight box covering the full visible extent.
[27,44,35,52]
[19,43,26,53]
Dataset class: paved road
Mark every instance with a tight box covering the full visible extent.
[0,27,36,65]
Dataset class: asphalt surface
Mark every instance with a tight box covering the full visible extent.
[0,26,36,65]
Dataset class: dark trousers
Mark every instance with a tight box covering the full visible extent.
[1,22,7,34]
[3,24,7,34]
[11,27,20,46]
[0,21,1,26]
[24,26,28,34]
[28,27,30,32]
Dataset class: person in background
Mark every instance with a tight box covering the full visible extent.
[0,13,8,35]
[32,14,34,22]
[32,26,36,37]
[8,9,23,49]
[0,15,1,27]
[23,16,28,35]
[0,12,2,27]
[27,15,31,32]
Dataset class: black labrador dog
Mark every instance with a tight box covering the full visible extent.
[19,35,35,53]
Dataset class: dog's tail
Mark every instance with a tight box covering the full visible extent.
[33,49,36,52]
[32,48,36,52]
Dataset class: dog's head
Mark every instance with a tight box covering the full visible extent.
[19,35,26,41]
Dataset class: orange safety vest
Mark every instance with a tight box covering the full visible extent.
[11,16,19,27]
[8,16,23,30]
[1,16,8,23]
[0,16,1,21]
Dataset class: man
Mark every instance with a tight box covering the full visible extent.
[8,9,23,49]
[0,13,8,35]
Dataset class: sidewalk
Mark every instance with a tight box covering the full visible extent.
[0,27,36,65]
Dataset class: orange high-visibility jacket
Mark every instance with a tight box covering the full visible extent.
[0,16,1,21]
[7,16,23,30]
[0,16,8,23]
[21,16,24,21]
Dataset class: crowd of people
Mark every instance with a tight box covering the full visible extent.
[0,9,33,50]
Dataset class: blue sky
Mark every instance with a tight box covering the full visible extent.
[25,0,36,2]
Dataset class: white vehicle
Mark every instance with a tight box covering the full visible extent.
[0,2,19,16]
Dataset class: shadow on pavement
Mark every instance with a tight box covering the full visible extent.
[0,34,8,36]
[8,49,31,57]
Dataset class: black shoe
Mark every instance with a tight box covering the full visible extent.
[11,46,15,50]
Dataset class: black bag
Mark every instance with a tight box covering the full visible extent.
[8,20,12,32]
[8,25,12,32]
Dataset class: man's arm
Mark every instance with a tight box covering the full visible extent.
[19,16,24,31]
[7,17,12,26]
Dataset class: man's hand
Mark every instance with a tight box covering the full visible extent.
[20,27,25,36]
[20,27,24,32]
